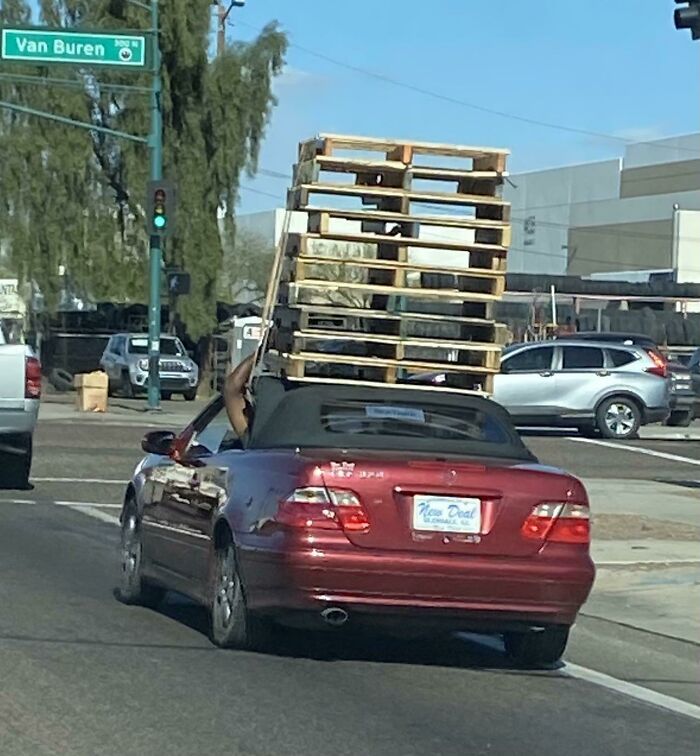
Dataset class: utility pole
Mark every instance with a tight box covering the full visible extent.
[147,0,163,411]
[217,2,226,58]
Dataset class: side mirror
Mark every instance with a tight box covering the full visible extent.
[142,430,176,456]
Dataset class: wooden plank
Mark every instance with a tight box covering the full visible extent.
[289,183,510,213]
[310,133,510,161]
[276,303,503,331]
[305,207,511,245]
[290,329,502,353]
[287,230,507,257]
[271,350,498,376]
[262,374,492,397]
[290,255,506,283]
[284,330,503,370]
[296,156,507,183]
[285,278,505,304]
[285,276,505,303]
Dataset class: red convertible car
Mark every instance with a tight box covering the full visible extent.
[118,378,595,666]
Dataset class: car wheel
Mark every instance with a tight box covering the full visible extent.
[3,434,32,490]
[504,625,570,668]
[122,371,134,399]
[667,409,694,428]
[210,541,272,651]
[161,391,173,401]
[596,397,641,440]
[184,389,197,402]
[117,503,165,608]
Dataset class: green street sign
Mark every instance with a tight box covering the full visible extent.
[1,28,147,68]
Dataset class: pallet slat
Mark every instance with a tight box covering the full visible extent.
[286,230,508,258]
[289,184,511,217]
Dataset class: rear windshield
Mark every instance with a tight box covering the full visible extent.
[321,400,510,445]
[128,337,185,356]
[249,379,532,461]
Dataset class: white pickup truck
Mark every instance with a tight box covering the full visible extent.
[0,324,41,488]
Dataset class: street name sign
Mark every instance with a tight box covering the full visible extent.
[1,28,147,68]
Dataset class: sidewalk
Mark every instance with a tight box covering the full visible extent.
[584,477,700,645]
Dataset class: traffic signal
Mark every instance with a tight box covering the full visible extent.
[167,271,191,296]
[675,0,700,40]
[147,179,175,238]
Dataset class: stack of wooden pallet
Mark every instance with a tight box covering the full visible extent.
[260,133,512,395]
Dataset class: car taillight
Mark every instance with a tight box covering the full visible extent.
[521,502,590,544]
[25,356,42,399]
[645,349,668,379]
[278,487,370,532]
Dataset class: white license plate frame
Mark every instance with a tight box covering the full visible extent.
[412,495,482,534]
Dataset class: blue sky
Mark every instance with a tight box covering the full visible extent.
[22,1,700,212]
[232,0,700,212]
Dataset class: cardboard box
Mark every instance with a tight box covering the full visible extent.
[74,371,109,413]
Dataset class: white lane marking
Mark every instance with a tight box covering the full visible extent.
[563,662,700,722]
[32,477,125,485]
[64,504,120,525]
[570,437,700,467]
[597,559,700,566]
[460,633,700,721]
[0,498,120,509]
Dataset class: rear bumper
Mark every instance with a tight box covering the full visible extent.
[0,401,39,436]
[241,543,595,629]
[669,392,695,412]
[643,406,670,424]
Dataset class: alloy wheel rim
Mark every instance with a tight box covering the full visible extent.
[215,547,238,629]
[121,513,140,587]
[604,404,635,436]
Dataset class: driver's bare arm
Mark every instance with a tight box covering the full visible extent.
[223,354,255,438]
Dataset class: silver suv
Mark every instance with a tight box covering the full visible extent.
[493,340,670,439]
[100,333,199,401]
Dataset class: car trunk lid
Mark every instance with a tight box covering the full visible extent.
[306,450,581,557]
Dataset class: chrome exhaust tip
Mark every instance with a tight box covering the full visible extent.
[321,607,349,627]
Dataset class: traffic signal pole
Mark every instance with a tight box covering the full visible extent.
[147,0,163,410]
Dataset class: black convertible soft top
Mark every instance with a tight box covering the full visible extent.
[247,377,535,462]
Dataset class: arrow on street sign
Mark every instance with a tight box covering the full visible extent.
[1,28,147,68]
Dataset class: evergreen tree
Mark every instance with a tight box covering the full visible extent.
[0,0,286,339]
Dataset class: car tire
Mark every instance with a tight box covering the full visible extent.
[667,409,694,428]
[116,502,165,608]
[161,391,173,401]
[4,434,32,490]
[504,625,570,668]
[596,396,641,440]
[209,541,272,651]
[122,371,134,399]
[49,368,74,393]
[184,389,197,402]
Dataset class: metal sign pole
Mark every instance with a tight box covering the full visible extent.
[147,0,163,411]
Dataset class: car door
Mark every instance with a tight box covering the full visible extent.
[493,344,555,419]
[147,399,239,588]
[553,345,608,416]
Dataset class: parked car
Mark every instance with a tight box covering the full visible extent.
[557,332,694,426]
[100,333,199,401]
[117,380,595,667]
[491,340,670,439]
[0,322,41,488]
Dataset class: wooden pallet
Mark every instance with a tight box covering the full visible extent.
[265,349,496,392]
[299,134,509,173]
[288,184,511,221]
[305,207,512,248]
[282,279,503,307]
[294,156,505,197]
[276,329,502,370]
[286,231,508,261]
[274,304,508,345]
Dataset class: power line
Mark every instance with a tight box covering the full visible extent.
[236,19,700,157]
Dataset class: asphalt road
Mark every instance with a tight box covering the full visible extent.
[1,419,699,755]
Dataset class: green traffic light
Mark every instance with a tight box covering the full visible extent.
[154,215,167,230]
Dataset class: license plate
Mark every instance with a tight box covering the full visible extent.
[412,495,482,534]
